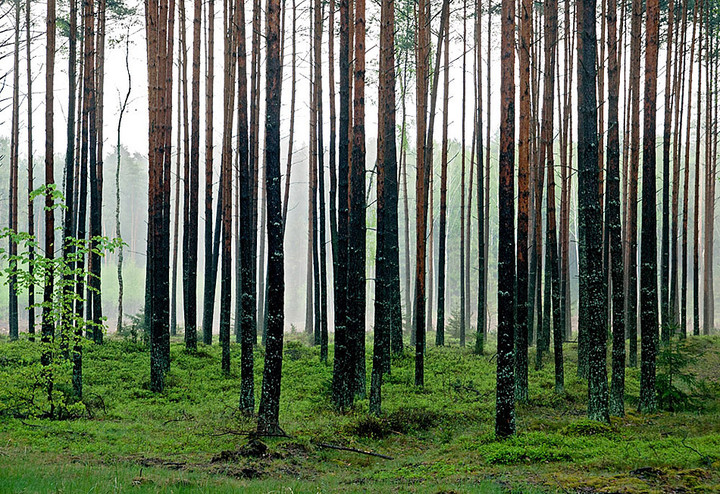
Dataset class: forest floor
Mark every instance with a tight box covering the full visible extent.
[0,332,719,493]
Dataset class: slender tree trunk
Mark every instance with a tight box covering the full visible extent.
[624,0,642,368]
[436,3,451,347]
[607,0,625,417]
[541,0,562,392]
[348,0,367,397]
[237,0,254,411]
[332,0,353,410]
[639,0,659,413]
[313,0,329,362]
[25,0,35,340]
[8,0,20,342]
[660,0,674,337]
[184,0,203,350]
[257,0,284,433]
[370,0,397,413]
[496,0,516,438]
[90,0,106,344]
[116,33,132,334]
[219,0,239,375]
[515,0,532,403]
[682,0,699,339]
[43,0,57,415]
[202,0,215,345]
[145,0,176,392]
[414,0,431,387]
[171,49,182,338]
[578,0,609,422]
[693,4,704,337]
[702,6,714,336]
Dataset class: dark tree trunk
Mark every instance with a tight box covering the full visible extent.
[496,0,516,438]
[25,0,35,340]
[145,0,175,393]
[8,0,20,342]
[624,0,641,369]
[90,0,106,345]
[257,0,284,433]
[436,4,450,347]
[184,0,203,351]
[474,0,485,356]
[578,0,609,423]
[236,0,254,411]
[43,0,57,414]
[414,0,430,387]
[515,0,532,402]
[660,0,675,338]
[542,0,562,393]
[370,0,397,414]
[347,0,367,398]
[639,0,659,413]
[202,0,215,346]
[219,0,239,376]
[332,0,353,410]
[607,0,625,417]
[682,0,699,339]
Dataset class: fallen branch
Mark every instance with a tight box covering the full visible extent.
[313,441,394,460]
[208,428,290,439]
[681,433,713,466]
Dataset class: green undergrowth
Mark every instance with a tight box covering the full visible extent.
[1,333,719,492]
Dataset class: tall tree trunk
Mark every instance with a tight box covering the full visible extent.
[578,0,609,422]
[607,0,625,417]
[145,0,176,392]
[496,0,516,438]
[313,0,329,362]
[202,0,215,345]
[257,0,284,433]
[62,0,78,360]
[332,0,353,410]
[474,0,485,356]
[639,0,659,413]
[682,0,699,339]
[693,4,704,337]
[624,0,642,368]
[414,0,431,387]
[702,5,714,336]
[171,60,182,338]
[237,0,254,411]
[89,0,106,344]
[184,0,203,350]
[116,33,132,334]
[660,0,675,337]
[541,0,562,392]
[515,0,532,403]
[8,0,20,342]
[436,3,451,347]
[43,0,57,414]
[348,0,367,397]
[371,0,398,413]
[25,0,35,340]
[219,0,239,375]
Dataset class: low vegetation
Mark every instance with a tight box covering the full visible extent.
[1,334,719,492]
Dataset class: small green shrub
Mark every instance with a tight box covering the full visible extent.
[561,419,614,437]
[349,407,440,438]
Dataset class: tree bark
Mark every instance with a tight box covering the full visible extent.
[578,0,609,422]
[257,0,284,433]
[496,0,516,438]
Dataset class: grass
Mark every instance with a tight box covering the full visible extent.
[1,332,719,493]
